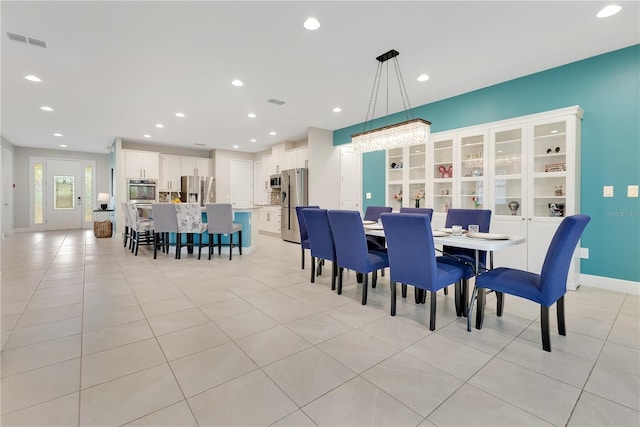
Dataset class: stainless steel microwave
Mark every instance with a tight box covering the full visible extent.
[128,179,157,203]
[269,174,281,189]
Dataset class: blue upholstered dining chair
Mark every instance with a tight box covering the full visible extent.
[296,205,319,269]
[437,208,492,316]
[363,206,393,221]
[151,203,178,259]
[475,214,591,352]
[399,207,434,218]
[302,208,337,290]
[327,210,389,305]
[381,213,464,331]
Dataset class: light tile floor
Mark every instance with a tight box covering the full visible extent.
[1,230,639,426]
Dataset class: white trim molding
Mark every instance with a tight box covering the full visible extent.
[580,274,640,295]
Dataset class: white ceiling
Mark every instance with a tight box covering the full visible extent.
[2,1,638,154]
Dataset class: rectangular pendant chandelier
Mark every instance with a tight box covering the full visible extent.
[351,49,431,153]
[352,118,431,153]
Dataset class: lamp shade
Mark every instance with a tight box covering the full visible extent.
[98,193,109,210]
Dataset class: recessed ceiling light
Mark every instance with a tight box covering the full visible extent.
[250,139,257,142]
[25,75,41,82]
[248,113,256,118]
[269,131,277,136]
[155,123,164,128]
[303,17,320,30]
[332,107,342,113]
[59,144,67,148]
[417,74,430,82]
[232,79,244,87]
[597,5,622,18]
[40,106,53,111]
[175,112,185,118]
[233,145,239,149]
[143,134,151,138]
[53,133,63,137]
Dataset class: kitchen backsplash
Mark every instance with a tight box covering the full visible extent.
[270,191,281,205]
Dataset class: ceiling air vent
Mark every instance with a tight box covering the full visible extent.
[267,98,286,106]
[6,32,27,43]
[27,37,47,48]
[6,32,47,48]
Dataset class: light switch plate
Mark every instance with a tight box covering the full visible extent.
[366,192,372,199]
[603,186,614,197]
[628,185,639,198]
[580,248,589,259]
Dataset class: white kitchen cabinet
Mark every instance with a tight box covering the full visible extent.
[159,155,182,191]
[181,157,211,176]
[124,150,159,179]
[258,206,281,235]
[285,147,309,170]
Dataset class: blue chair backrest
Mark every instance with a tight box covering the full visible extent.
[444,209,492,263]
[540,215,591,305]
[381,213,438,288]
[399,207,434,220]
[296,205,319,243]
[327,210,370,271]
[363,206,392,221]
[302,208,335,261]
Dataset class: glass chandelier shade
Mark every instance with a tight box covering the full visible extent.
[351,49,431,153]
[352,118,430,153]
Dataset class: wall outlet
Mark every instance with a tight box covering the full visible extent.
[628,185,639,198]
[366,192,372,199]
[580,248,589,259]
[603,186,614,197]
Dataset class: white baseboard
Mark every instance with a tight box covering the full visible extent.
[580,274,640,295]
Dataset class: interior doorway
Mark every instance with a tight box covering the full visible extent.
[230,159,253,207]
[2,148,14,236]
[45,159,83,230]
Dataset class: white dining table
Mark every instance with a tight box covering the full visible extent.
[365,226,526,331]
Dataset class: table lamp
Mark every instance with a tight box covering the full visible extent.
[98,193,109,210]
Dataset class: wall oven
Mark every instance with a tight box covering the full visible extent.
[127,179,157,203]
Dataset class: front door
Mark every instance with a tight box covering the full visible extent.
[46,159,83,230]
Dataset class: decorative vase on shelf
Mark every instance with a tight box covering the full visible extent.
[415,199,420,208]
[508,200,520,216]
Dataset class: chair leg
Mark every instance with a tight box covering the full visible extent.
[337,267,343,294]
[462,279,469,317]
[557,296,566,336]
[153,232,159,259]
[381,268,385,277]
[443,286,448,295]
[198,235,203,260]
[176,233,181,259]
[208,233,213,260]
[475,288,485,330]
[164,232,170,255]
[361,273,368,305]
[401,284,407,298]
[123,226,129,247]
[238,231,242,255]
[317,258,323,276]
[229,233,233,260]
[372,270,377,288]
[541,305,551,352]
[134,233,140,256]
[331,262,337,291]
[310,256,316,283]
[356,272,363,284]
[454,280,462,317]
[429,291,437,331]
[390,282,397,316]
[301,247,305,269]
[218,234,222,256]
[496,291,505,316]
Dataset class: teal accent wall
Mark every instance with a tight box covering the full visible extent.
[334,45,640,282]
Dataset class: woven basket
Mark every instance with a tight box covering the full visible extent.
[94,220,113,238]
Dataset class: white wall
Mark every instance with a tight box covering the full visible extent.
[12,145,110,230]
[213,149,255,204]
[308,127,340,209]
[1,136,17,237]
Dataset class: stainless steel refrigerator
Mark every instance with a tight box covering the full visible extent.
[281,168,308,243]
[180,176,215,206]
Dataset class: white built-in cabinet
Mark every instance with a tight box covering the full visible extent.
[124,150,160,179]
[258,206,281,235]
[159,155,181,190]
[386,106,583,288]
[181,157,211,177]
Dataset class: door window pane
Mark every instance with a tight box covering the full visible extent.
[84,166,93,222]
[34,163,44,224]
[54,176,75,209]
